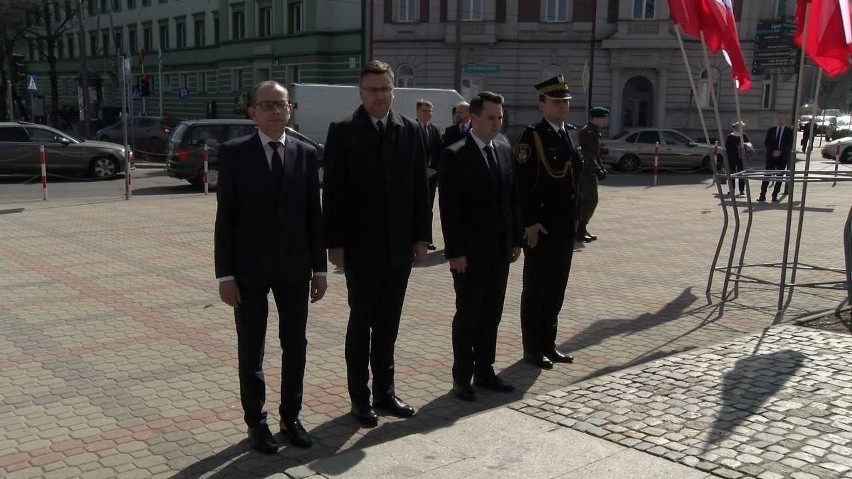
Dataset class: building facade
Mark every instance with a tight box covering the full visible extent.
[22,0,362,124]
[372,0,799,140]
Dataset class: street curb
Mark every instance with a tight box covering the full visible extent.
[791,304,852,325]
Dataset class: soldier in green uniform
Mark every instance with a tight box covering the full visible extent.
[515,75,583,369]
[577,107,609,242]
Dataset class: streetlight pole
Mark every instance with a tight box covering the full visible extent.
[586,0,597,115]
[453,0,463,92]
[76,0,91,138]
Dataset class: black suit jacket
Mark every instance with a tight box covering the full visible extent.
[214,132,326,287]
[439,135,523,261]
[419,121,443,170]
[763,125,795,163]
[323,106,431,268]
[442,123,469,150]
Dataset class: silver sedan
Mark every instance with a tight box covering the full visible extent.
[601,128,721,172]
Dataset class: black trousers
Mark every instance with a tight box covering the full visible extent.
[428,176,438,241]
[727,156,746,193]
[760,157,788,197]
[235,281,309,427]
[520,228,574,355]
[451,253,510,384]
[344,263,412,405]
[579,173,599,225]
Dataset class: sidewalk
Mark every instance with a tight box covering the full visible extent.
[0,173,849,478]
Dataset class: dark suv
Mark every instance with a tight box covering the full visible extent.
[165,119,324,189]
[96,116,182,160]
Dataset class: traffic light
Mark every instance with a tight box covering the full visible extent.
[140,74,151,97]
[9,54,27,84]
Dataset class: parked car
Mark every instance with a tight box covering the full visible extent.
[0,121,132,178]
[826,115,852,140]
[165,119,324,189]
[601,128,721,172]
[820,137,852,163]
[95,115,181,160]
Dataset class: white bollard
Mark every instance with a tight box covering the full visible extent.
[203,144,209,195]
[40,145,47,201]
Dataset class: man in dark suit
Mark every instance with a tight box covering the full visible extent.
[515,75,583,370]
[439,92,522,402]
[760,111,795,202]
[323,60,431,427]
[416,99,443,251]
[442,101,471,149]
[214,81,326,453]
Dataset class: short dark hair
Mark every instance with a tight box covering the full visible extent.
[250,81,288,106]
[360,60,395,83]
[416,99,433,110]
[469,91,504,116]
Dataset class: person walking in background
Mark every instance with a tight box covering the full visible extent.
[214,81,326,453]
[801,118,815,152]
[515,75,582,370]
[577,107,609,242]
[439,92,522,402]
[724,121,752,197]
[416,99,443,251]
[443,101,471,148]
[760,112,794,202]
[323,60,431,428]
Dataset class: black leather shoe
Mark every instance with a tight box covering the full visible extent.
[427,243,437,251]
[247,424,278,454]
[473,374,515,393]
[758,194,766,202]
[524,352,554,369]
[452,381,476,401]
[350,403,379,428]
[280,419,312,449]
[374,394,416,417]
[585,232,598,241]
[545,349,574,364]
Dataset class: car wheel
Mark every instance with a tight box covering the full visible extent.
[618,154,640,172]
[90,157,118,178]
[841,148,852,164]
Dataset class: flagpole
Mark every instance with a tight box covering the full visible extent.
[158,48,163,117]
[674,26,709,145]
[699,32,725,150]
[777,1,813,315]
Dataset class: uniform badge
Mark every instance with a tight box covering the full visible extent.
[516,144,530,163]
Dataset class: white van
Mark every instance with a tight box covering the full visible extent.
[288,83,465,146]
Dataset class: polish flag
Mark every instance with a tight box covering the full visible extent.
[668,0,702,38]
[701,0,752,90]
[795,0,852,77]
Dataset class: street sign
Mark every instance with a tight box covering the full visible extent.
[26,75,37,92]
[462,64,500,74]
[177,88,190,100]
[132,86,141,98]
[752,17,800,75]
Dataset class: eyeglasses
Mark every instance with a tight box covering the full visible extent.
[255,100,291,112]
[361,87,394,96]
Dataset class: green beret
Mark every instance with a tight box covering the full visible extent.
[590,107,609,118]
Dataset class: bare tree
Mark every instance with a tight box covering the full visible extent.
[0,0,32,119]
[18,0,80,125]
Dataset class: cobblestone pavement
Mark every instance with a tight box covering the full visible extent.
[0,172,849,478]
[512,325,852,479]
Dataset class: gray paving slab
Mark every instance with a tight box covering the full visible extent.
[554,449,713,479]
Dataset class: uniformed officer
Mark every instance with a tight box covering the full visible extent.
[577,107,609,242]
[515,75,583,369]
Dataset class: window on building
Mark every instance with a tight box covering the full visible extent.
[545,0,568,21]
[255,68,271,82]
[180,72,189,88]
[128,28,137,54]
[87,0,95,15]
[462,0,484,20]
[89,32,97,56]
[232,69,244,91]
[159,0,167,3]
[176,19,186,48]
[213,13,220,43]
[288,2,303,34]
[67,35,75,58]
[633,0,654,19]
[159,22,169,50]
[53,2,61,21]
[194,17,205,46]
[762,80,773,110]
[114,31,122,53]
[57,39,64,59]
[127,0,135,9]
[65,1,73,18]
[164,73,172,91]
[143,24,153,51]
[28,42,35,60]
[232,8,245,40]
[396,64,414,87]
[101,30,110,54]
[100,0,107,13]
[287,65,300,83]
[142,0,150,6]
[111,0,120,11]
[38,42,45,60]
[200,71,213,92]
[397,0,418,22]
[259,5,273,37]
[698,68,720,108]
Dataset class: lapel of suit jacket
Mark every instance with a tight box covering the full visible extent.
[282,136,298,198]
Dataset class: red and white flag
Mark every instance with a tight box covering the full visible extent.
[795,0,852,77]
[700,0,752,90]
[668,0,701,38]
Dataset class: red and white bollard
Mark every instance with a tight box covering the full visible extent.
[653,141,659,186]
[835,142,841,187]
[203,144,209,195]
[39,145,47,201]
[125,148,132,200]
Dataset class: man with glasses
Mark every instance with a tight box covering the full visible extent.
[215,81,326,453]
[515,75,583,370]
[323,60,431,428]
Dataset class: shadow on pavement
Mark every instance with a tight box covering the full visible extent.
[132,185,203,196]
[701,349,806,452]
[601,171,713,188]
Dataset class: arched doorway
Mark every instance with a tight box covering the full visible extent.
[621,76,654,129]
